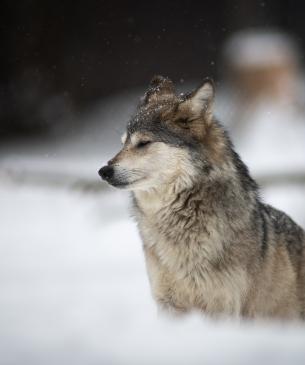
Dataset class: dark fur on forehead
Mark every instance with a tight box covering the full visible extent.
[129,77,200,142]
[127,97,199,150]
[127,76,221,159]
[128,95,177,134]
[130,76,178,132]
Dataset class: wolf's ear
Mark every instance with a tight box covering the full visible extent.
[142,75,175,104]
[186,78,215,121]
[149,75,174,90]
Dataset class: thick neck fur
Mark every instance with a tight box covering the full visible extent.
[132,147,259,268]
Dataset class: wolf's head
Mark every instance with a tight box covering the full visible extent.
[99,76,227,191]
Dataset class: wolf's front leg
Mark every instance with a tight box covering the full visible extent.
[143,245,187,314]
[157,301,188,318]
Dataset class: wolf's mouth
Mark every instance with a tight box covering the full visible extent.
[110,178,143,189]
[111,181,130,188]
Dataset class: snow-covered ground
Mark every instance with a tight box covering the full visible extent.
[1,89,305,364]
[1,182,305,365]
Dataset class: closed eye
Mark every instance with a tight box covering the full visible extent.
[136,140,152,148]
[175,118,189,129]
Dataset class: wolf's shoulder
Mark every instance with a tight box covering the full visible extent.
[262,203,305,254]
[263,203,304,235]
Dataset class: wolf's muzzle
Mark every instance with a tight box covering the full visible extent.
[98,165,114,181]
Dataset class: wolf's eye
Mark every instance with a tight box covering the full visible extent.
[175,118,189,128]
[136,140,152,149]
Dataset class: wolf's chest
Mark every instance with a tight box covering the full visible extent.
[143,238,246,315]
[140,219,246,314]
[138,208,221,270]
[134,195,247,315]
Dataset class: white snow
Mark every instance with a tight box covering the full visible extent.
[1,183,305,365]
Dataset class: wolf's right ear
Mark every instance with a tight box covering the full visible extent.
[185,78,215,121]
[141,75,175,104]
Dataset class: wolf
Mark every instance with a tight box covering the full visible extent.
[99,76,305,319]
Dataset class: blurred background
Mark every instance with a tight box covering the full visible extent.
[1,1,305,364]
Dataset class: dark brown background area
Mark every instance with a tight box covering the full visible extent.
[1,0,305,136]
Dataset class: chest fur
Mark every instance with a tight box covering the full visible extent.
[133,192,248,315]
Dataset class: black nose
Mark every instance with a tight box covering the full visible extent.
[98,165,114,180]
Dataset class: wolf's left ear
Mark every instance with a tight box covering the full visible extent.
[187,78,215,121]
[142,75,175,104]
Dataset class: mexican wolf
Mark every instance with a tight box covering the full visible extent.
[99,76,305,319]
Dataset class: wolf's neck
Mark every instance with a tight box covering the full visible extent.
[133,183,187,216]
[134,168,256,239]
[133,173,254,225]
